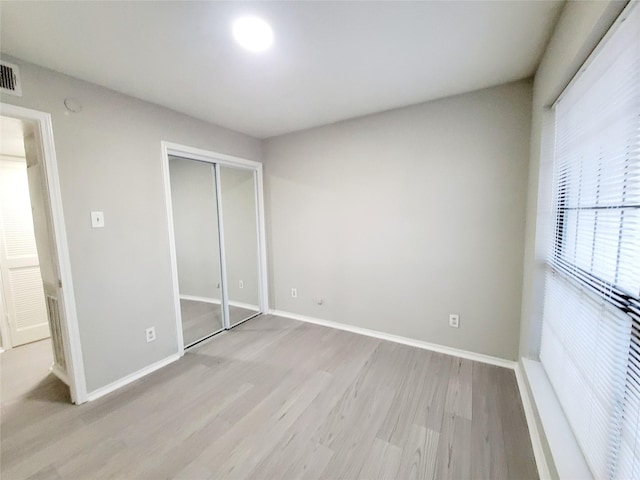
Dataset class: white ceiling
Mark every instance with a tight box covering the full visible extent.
[0,1,563,139]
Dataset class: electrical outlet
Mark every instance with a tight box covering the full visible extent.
[449,314,460,328]
[239,280,244,289]
[291,288,297,298]
[90,211,104,228]
[146,327,156,343]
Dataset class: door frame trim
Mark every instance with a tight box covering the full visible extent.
[160,141,269,357]
[213,162,231,331]
[0,103,88,404]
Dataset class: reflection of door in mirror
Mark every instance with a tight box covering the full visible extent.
[220,166,260,326]
[168,156,223,346]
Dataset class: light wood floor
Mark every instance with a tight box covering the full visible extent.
[0,315,538,479]
[180,299,259,346]
[0,338,70,411]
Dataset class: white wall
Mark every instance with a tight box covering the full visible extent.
[518,0,627,360]
[0,56,260,392]
[263,80,532,360]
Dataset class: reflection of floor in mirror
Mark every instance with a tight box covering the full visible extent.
[228,304,260,327]
[180,299,259,346]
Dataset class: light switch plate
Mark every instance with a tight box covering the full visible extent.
[91,211,104,228]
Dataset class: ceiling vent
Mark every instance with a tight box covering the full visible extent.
[0,61,22,97]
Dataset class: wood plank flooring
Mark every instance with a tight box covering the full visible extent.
[0,315,538,479]
[180,299,259,346]
[0,338,69,410]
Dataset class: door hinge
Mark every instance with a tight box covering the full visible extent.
[58,279,62,288]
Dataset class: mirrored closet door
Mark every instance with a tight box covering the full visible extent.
[219,165,261,326]
[166,150,265,349]
[169,156,225,346]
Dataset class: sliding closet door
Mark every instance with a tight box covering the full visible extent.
[219,165,261,326]
[168,156,224,346]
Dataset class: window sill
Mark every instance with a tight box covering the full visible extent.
[521,358,593,480]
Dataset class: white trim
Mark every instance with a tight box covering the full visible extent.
[86,353,180,402]
[515,360,552,480]
[160,141,268,351]
[214,162,231,330]
[552,0,637,108]
[162,141,261,170]
[269,309,516,370]
[230,300,260,311]
[522,358,592,480]
[254,164,269,314]
[180,294,221,305]
[179,294,259,313]
[50,363,70,386]
[160,141,185,357]
[0,103,87,404]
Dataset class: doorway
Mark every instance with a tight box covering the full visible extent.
[162,143,268,351]
[0,104,86,404]
[0,116,50,348]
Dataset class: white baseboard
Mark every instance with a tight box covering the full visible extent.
[50,363,70,386]
[180,295,259,312]
[268,309,517,370]
[515,360,552,480]
[229,300,260,311]
[180,294,220,305]
[86,353,180,402]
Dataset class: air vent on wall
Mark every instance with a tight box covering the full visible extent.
[0,61,22,97]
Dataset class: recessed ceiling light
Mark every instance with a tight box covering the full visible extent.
[232,16,273,52]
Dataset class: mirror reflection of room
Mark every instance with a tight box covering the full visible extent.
[169,158,262,346]
[169,156,224,346]
[219,165,260,326]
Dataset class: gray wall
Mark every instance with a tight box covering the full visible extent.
[169,156,222,301]
[220,166,260,308]
[518,0,627,360]
[263,80,532,360]
[0,56,260,392]
[168,159,260,309]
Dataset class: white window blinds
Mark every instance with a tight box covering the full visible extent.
[540,2,640,479]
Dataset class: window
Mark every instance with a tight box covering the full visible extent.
[540,3,640,479]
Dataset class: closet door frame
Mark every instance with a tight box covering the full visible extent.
[161,141,268,356]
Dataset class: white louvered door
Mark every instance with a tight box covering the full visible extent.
[0,156,50,346]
